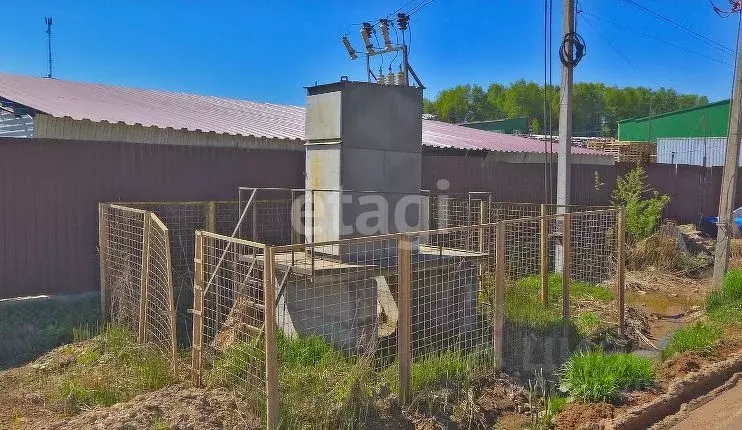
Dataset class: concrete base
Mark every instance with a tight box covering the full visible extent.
[277,252,479,356]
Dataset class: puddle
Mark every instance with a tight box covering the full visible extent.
[627,292,702,359]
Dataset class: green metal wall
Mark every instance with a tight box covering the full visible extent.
[617,100,729,142]
[461,116,529,134]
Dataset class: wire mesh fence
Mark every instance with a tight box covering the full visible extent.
[121,201,240,345]
[192,231,267,420]
[191,207,625,428]
[99,203,178,372]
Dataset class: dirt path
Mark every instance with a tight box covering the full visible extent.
[670,378,742,430]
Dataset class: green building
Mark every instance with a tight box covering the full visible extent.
[460,116,530,134]
[617,99,729,142]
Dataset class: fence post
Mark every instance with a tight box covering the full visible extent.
[562,213,572,340]
[98,203,109,325]
[540,204,549,305]
[398,234,412,406]
[192,231,204,386]
[617,207,626,336]
[494,222,506,371]
[138,212,152,343]
[160,215,178,375]
[206,201,217,232]
[264,246,279,429]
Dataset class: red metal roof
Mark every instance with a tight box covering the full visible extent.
[0,73,607,156]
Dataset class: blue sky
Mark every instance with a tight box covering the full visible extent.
[1,0,738,105]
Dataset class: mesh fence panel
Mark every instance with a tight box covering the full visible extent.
[124,201,240,345]
[197,231,267,421]
[100,204,177,372]
[191,206,624,426]
[146,214,178,367]
[101,204,145,334]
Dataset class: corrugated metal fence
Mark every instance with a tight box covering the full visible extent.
[0,137,303,299]
[0,137,733,299]
[656,137,741,167]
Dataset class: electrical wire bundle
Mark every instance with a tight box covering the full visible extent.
[559,31,586,68]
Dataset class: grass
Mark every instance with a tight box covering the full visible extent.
[276,333,375,430]
[494,273,613,335]
[707,270,742,324]
[0,292,100,369]
[661,322,723,360]
[209,333,376,429]
[47,325,176,413]
[559,350,654,403]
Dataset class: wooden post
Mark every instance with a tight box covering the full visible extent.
[138,212,152,343]
[398,234,412,406]
[562,213,572,339]
[98,203,109,325]
[159,214,178,374]
[478,201,486,277]
[205,201,217,232]
[540,204,549,305]
[617,207,626,336]
[493,223,506,371]
[192,231,205,386]
[264,246,279,429]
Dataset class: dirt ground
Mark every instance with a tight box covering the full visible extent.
[669,378,742,430]
[38,386,262,430]
[0,362,533,430]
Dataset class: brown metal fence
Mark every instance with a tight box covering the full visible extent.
[190,207,626,428]
[98,203,178,372]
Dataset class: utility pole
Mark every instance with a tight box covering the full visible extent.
[45,17,53,78]
[712,26,742,288]
[556,0,574,211]
[555,0,575,272]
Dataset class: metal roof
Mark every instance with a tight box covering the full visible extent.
[0,73,607,156]
[0,73,305,140]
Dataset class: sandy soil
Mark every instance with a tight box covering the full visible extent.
[669,377,742,430]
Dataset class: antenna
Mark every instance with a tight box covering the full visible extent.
[45,17,53,78]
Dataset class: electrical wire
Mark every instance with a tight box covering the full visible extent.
[408,0,435,16]
[621,0,735,55]
[580,14,662,88]
[559,31,586,68]
[580,10,733,66]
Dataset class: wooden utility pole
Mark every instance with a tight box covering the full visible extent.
[712,27,742,288]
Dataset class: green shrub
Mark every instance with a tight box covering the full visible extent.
[560,351,654,402]
[661,322,722,360]
[611,165,670,242]
[707,270,742,323]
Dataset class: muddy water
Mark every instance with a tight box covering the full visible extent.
[627,292,702,358]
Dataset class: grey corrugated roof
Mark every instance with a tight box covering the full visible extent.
[0,73,608,156]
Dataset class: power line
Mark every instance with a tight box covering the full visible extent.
[620,0,735,55]
[408,0,436,16]
[579,10,733,66]
[580,14,662,88]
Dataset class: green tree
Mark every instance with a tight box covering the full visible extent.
[426,80,709,137]
[611,166,671,241]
